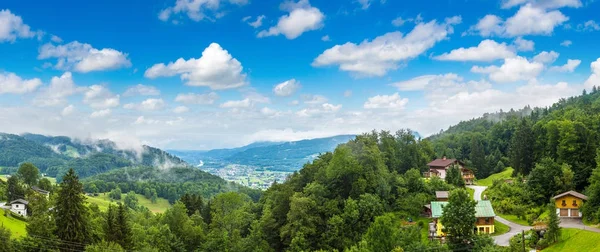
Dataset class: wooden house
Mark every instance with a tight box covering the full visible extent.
[553,191,587,218]
[424,157,475,185]
[430,200,496,237]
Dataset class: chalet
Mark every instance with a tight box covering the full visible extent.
[9,199,28,217]
[430,200,496,236]
[424,157,475,185]
[31,186,50,199]
[435,191,449,201]
[553,191,587,218]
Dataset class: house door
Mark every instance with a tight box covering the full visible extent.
[560,209,569,216]
[485,227,490,233]
[571,209,579,217]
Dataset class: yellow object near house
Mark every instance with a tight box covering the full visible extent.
[553,191,588,218]
[430,200,496,237]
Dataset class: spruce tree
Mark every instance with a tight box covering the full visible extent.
[509,119,535,175]
[546,201,561,243]
[116,203,132,250]
[54,168,90,251]
[0,225,12,252]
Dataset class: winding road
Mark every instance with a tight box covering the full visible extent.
[467,185,600,246]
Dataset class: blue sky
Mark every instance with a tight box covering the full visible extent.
[1,0,600,150]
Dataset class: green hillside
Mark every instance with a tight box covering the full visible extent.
[476,167,514,186]
[543,228,600,252]
[86,193,171,213]
[0,209,27,238]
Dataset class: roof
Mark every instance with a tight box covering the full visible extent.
[430,200,495,218]
[435,191,449,199]
[10,199,29,205]
[427,158,464,167]
[553,191,588,200]
[31,186,50,194]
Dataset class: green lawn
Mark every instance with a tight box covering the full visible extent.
[543,228,600,251]
[86,193,171,213]
[498,213,531,226]
[0,209,27,238]
[492,220,510,236]
[467,187,474,199]
[476,167,514,186]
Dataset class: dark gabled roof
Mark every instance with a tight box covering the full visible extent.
[31,186,49,194]
[427,158,464,167]
[435,191,449,199]
[553,191,588,200]
[10,199,29,205]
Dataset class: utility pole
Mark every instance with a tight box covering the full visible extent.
[522,230,526,252]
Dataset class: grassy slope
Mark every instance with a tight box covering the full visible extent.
[476,167,514,187]
[543,228,600,252]
[497,213,531,226]
[492,221,510,236]
[0,209,27,238]
[86,193,171,213]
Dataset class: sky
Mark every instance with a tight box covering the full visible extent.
[1,0,600,150]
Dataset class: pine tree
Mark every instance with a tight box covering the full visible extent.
[445,164,465,187]
[0,225,12,252]
[116,203,132,250]
[509,119,535,175]
[54,168,90,251]
[470,136,486,178]
[546,201,561,243]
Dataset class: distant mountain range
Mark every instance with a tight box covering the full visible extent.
[0,133,187,179]
[169,135,357,172]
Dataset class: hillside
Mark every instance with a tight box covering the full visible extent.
[0,133,187,179]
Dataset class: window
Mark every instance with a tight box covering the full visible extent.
[562,200,566,206]
[485,218,490,224]
[573,200,578,207]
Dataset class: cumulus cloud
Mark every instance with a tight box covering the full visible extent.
[38,41,132,73]
[33,72,85,107]
[83,85,120,109]
[134,116,160,125]
[550,59,581,72]
[577,20,600,31]
[220,98,252,108]
[145,43,247,90]
[175,92,219,105]
[0,9,41,43]
[257,0,324,39]
[584,58,600,90]
[90,109,111,118]
[245,15,265,28]
[501,0,582,9]
[471,56,544,83]
[434,40,515,62]
[124,98,166,111]
[313,16,461,76]
[321,35,330,41]
[123,84,160,96]
[61,105,75,117]
[296,103,342,117]
[159,0,248,22]
[302,94,328,104]
[391,16,407,27]
[513,37,534,51]
[173,106,190,114]
[392,73,463,91]
[364,93,409,110]
[220,92,269,109]
[0,72,42,94]
[50,35,62,43]
[533,50,559,64]
[560,40,572,47]
[273,79,301,96]
[467,4,568,37]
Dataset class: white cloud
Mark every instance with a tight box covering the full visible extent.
[392,73,463,91]
[90,109,111,118]
[134,116,160,125]
[0,72,42,94]
[61,105,75,117]
[364,93,408,110]
[313,16,461,76]
[434,40,515,62]
[501,0,582,9]
[124,98,166,111]
[220,92,269,109]
[260,107,280,117]
[175,92,219,105]
[145,43,246,90]
[467,5,568,37]
[83,85,120,109]
[158,0,248,22]
[220,98,252,108]
[0,9,40,43]
[533,50,559,64]
[584,58,600,90]
[123,84,160,96]
[578,20,600,31]
[33,72,84,107]
[513,37,534,51]
[246,15,265,28]
[50,35,62,43]
[38,41,132,73]
[302,94,328,104]
[391,16,407,27]
[472,56,544,82]
[550,59,581,72]
[296,103,341,117]
[173,106,190,114]
[560,40,572,47]
[321,35,330,41]
[273,79,301,96]
[257,0,324,39]
[357,0,372,9]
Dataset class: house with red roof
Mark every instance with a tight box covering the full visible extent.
[424,157,474,185]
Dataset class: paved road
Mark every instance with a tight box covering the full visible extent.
[467,185,530,246]
[559,218,600,233]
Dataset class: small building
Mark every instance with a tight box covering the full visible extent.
[435,191,449,201]
[553,191,587,218]
[9,199,28,217]
[424,157,475,185]
[430,200,496,237]
[31,186,50,199]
